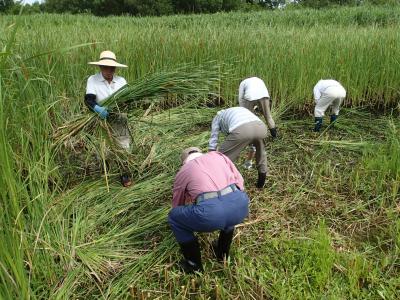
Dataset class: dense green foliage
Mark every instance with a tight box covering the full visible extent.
[2,0,399,15]
[1,5,399,299]
[1,6,399,110]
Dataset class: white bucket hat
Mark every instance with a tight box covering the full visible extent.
[88,50,128,68]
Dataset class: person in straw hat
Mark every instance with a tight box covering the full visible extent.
[84,50,132,187]
[168,147,249,273]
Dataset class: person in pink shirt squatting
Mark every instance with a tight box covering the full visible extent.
[168,147,249,273]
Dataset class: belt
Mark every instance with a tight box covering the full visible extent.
[196,184,238,204]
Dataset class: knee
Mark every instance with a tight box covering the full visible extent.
[168,209,178,227]
[314,107,324,118]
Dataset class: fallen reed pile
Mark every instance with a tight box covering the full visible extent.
[53,64,226,147]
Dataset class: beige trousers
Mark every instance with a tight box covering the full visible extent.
[239,97,276,129]
[219,121,268,174]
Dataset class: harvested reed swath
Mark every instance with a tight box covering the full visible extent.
[53,63,225,147]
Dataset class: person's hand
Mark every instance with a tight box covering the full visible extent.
[93,105,109,120]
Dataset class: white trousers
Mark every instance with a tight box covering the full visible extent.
[314,86,346,118]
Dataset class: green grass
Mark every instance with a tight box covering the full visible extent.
[1,5,400,110]
[1,6,400,299]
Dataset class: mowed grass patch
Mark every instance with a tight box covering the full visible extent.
[40,109,400,299]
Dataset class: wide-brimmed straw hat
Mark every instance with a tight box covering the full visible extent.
[88,50,128,68]
[180,147,202,164]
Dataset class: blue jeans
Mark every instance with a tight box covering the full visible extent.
[168,189,249,243]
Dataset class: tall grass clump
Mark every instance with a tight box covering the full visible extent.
[352,120,400,203]
[53,63,225,146]
[1,5,399,113]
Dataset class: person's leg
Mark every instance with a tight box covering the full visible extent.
[326,86,345,127]
[258,97,277,137]
[251,122,268,169]
[169,199,228,273]
[110,113,132,151]
[219,125,253,163]
[213,190,249,260]
[179,238,203,273]
[213,229,235,261]
[168,206,204,273]
[314,93,333,132]
[330,97,343,123]
[109,113,133,187]
[250,122,268,188]
[243,146,256,169]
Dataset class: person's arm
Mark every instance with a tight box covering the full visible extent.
[172,171,187,208]
[85,76,97,110]
[313,83,321,102]
[84,94,97,111]
[209,114,221,151]
[238,81,245,105]
[85,76,108,119]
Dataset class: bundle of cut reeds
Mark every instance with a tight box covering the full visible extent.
[53,63,226,146]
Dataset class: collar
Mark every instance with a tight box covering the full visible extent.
[183,153,203,164]
[95,72,115,83]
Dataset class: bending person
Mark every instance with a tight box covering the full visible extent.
[168,147,249,273]
[209,107,268,188]
[238,77,277,137]
[313,79,346,132]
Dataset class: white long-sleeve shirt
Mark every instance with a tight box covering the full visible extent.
[209,107,261,150]
[313,79,345,102]
[238,77,270,103]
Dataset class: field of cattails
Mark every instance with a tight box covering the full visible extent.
[1,5,399,299]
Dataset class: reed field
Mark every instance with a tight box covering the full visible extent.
[1,5,400,299]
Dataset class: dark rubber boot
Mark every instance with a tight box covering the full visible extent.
[314,117,323,132]
[269,127,277,138]
[120,174,132,187]
[330,114,338,124]
[179,239,203,273]
[256,172,266,189]
[212,229,234,261]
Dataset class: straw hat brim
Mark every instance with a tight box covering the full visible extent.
[88,59,128,68]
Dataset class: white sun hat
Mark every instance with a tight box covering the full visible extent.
[88,50,128,68]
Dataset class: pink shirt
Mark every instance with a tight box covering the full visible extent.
[172,151,244,208]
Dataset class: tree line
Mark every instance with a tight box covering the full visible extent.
[1,0,397,15]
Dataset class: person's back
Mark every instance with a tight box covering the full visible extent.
[313,79,345,101]
[238,77,277,138]
[173,151,244,207]
[168,148,249,273]
[313,79,346,132]
[214,107,262,134]
[239,77,270,102]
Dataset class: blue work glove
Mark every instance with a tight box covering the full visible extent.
[93,105,109,120]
